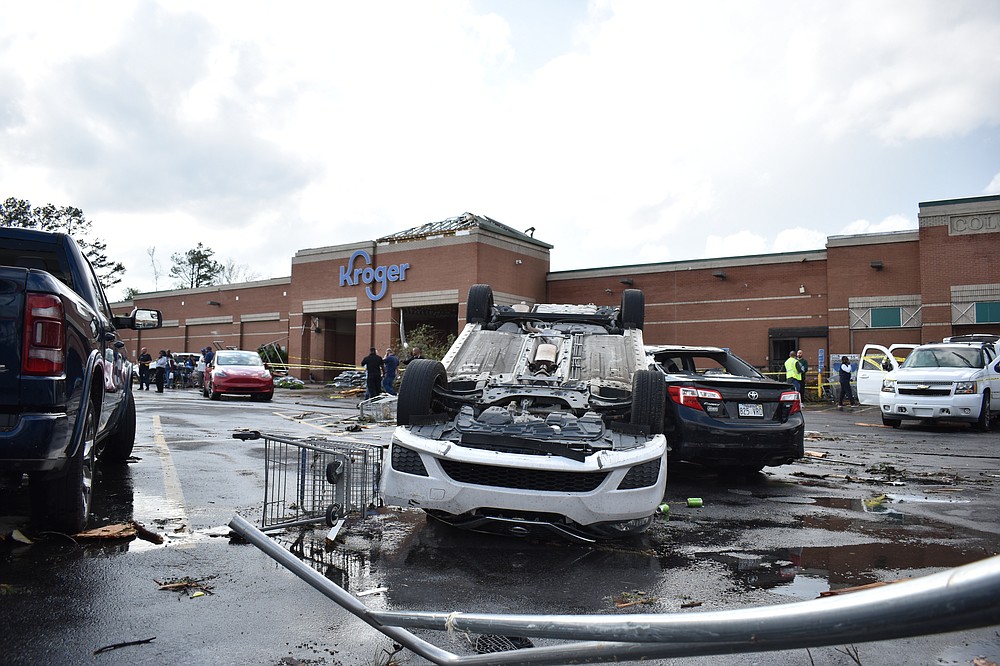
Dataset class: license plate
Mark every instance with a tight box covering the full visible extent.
[738,403,764,417]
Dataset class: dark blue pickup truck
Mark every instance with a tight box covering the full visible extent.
[0,228,162,533]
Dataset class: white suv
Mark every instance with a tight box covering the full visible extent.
[380,284,668,543]
[879,335,1000,431]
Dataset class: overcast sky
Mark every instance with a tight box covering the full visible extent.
[2,0,999,301]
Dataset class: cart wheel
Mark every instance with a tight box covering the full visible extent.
[325,503,343,526]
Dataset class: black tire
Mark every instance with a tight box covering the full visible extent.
[974,392,992,432]
[30,399,96,534]
[257,392,273,402]
[208,382,221,400]
[467,284,494,324]
[630,369,666,435]
[397,359,447,426]
[881,414,902,428]
[96,392,136,462]
[620,289,644,330]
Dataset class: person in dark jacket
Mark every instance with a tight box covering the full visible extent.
[838,355,858,409]
[138,347,152,390]
[382,348,399,395]
[361,348,384,399]
[154,350,169,393]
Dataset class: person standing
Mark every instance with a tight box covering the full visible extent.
[784,350,802,395]
[137,347,152,390]
[403,346,424,365]
[838,356,858,409]
[361,347,384,399]
[796,350,810,398]
[382,348,399,396]
[154,350,169,393]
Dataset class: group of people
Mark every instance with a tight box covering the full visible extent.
[783,349,810,396]
[361,346,423,399]
[137,347,216,393]
[784,349,859,408]
[137,348,178,393]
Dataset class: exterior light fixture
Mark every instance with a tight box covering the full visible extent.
[799,285,806,294]
[208,300,221,306]
[712,271,726,279]
[620,277,634,286]
[870,260,884,270]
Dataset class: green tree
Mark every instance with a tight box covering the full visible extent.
[170,243,223,289]
[122,286,142,300]
[0,197,126,287]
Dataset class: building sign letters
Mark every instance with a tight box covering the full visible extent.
[339,249,409,301]
[949,213,1000,236]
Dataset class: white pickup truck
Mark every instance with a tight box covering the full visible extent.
[860,335,1000,431]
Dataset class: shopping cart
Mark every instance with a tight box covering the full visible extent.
[232,431,381,532]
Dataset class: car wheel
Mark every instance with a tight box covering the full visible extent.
[466,284,494,325]
[620,289,644,330]
[208,383,221,400]
[630,369,665,435]
[30,398,96,533]
[397,359,447,426]
[881,414,902,428]
[96,391,136,462]
[254,392,273,402]
[974,392,991,432]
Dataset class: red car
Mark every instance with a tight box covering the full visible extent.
[203,349,274,401]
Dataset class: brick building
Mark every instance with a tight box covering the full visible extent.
[117,196,1000,379]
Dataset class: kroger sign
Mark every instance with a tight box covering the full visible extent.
[339,250,410,301]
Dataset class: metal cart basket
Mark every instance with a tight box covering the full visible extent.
[233,431,381,532]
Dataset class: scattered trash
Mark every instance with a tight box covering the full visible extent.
[11,529,32,545]
[819,578,911,597]
[862,494,889,511]
[686,498,703,508]
[356,587,389,598]
[680,601,703,609]
[655,503,670,517]
[73,520,163,544]
[274,376,306,390]
[804,450,828,459]
[92,637,156,655]
[613,591,657,608]
[155,575,216,598]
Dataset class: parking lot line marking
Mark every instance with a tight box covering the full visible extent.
[152,414,190,533]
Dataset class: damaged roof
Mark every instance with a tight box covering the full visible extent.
[377,212,553,249]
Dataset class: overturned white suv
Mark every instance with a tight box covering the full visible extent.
[380,284,668,542]
[879,334,1000,431]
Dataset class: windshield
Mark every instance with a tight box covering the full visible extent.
[901,347,983,369]
[652,351,764,378]
[215,351,264,367]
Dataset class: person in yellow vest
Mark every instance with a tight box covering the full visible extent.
[784,350,802,395]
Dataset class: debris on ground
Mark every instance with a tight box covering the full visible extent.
[93,636,156,655]
[155,575,217,598]
[613,591,658,609]
[804,450,828,458]
[680,601,703,608]
[73,520,164,544]
[819,578,911,597]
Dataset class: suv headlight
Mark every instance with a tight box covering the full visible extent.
[881,378,896,393]
[954,381,977,394]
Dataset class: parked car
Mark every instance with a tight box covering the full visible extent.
[646,344,804,475]
[878,334,1000,430]
[203,349,274,401]
[379,284,668,543]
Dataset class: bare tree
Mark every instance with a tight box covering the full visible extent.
[220,258,262,284]
[147,247,162,290]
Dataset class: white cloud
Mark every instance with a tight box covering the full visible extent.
[2,0,998,300]
[840,215,917,236]
[985,173,1000,195]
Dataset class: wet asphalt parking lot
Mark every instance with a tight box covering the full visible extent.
[1,386,998,665]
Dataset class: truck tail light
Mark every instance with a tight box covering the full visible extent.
[780,391,801,414]
[668,385,723,411]
[23,293,65,376]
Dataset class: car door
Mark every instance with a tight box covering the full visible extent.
[856,344,918,405]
